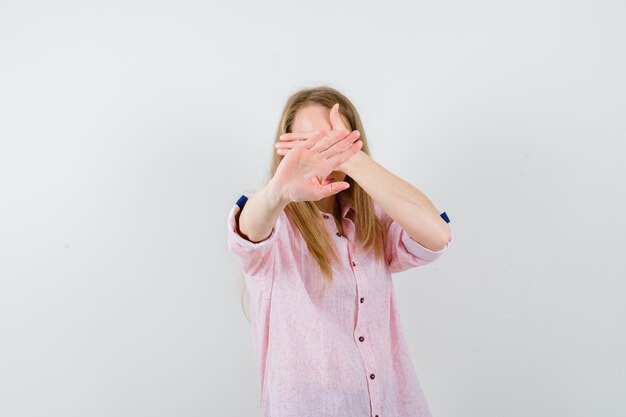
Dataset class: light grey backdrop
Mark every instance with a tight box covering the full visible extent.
[1,0,624,416]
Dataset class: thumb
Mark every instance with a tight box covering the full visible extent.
[319,181,350,199]
[329,103,348,131]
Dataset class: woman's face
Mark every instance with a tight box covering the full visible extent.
[291,103,348,183]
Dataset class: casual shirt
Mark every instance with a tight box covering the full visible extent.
[226,191,452,417]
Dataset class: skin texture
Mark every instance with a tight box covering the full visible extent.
[281,103,353,215]
[276,103,452,252]
[238,105,362,243]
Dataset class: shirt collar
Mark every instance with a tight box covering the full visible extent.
[341,192,354,218]
[320,191,353,219]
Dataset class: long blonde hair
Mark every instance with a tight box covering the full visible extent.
[239,86,387,321]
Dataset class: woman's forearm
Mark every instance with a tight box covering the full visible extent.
[238,179,290,243]
[343,151,451,251]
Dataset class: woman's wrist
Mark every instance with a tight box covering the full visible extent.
[342,150,369,178]
[266,177,292,208]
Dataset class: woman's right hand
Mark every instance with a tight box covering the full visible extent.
[270,128,363,203]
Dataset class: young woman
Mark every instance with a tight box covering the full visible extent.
[226,86,453,417]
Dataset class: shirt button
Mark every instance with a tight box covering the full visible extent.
[359,336,364,342]
[370,373,375,379]
[360,297,364,303]
[336,232,341,237]
[352,261,356,266]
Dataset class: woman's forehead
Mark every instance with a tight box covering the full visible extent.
[292,104,332,133]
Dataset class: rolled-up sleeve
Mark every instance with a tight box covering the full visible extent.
[377,203,453,274]
[226,194,282,281]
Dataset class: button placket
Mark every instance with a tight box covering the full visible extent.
[347,239,381,416]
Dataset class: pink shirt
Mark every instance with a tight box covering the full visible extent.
[226,191,452,417]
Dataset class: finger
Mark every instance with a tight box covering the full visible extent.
[326,139,363,167]
[330,103,349,131]
[274,146,292,154]
[309,128,351,154]
[318,181,350,199]
[319,130,360,159]
[279,130,321,141]
[275,141,299,150]
[302,129,329,150]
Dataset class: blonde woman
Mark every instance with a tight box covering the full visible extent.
[226,86,453,417]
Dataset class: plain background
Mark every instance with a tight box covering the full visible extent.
[1,0,625,416]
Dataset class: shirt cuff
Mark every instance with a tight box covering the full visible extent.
[401,230,453,262]
[226,200,282,250]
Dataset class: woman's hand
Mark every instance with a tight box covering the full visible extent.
[270,123,363,203]
[274,103,358,173]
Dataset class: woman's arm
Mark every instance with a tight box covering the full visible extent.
[343,151,451,252]
[238,179,290,243]
[240,129,362,243]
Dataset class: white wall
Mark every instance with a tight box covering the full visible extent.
[1,1,624,416]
